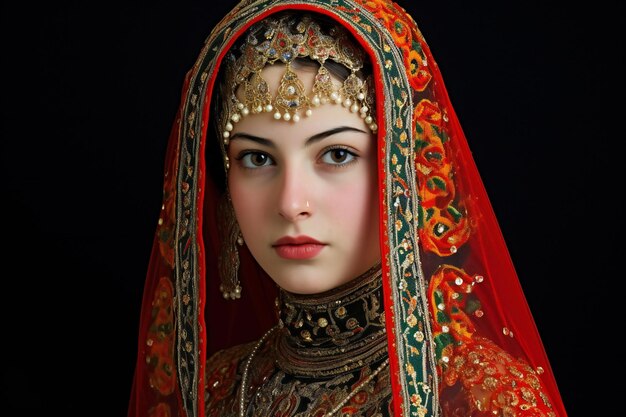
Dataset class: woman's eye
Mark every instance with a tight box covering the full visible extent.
[239,152,273,168]
[321,148,356,165]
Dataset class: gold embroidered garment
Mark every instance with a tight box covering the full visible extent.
[204,265,393,416]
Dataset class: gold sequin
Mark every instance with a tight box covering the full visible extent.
[300,330,312,342]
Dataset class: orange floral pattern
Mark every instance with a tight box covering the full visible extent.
[428,265,479,347]
[357,0,431,92]
[413,99,471,256]
[405,46,432,91]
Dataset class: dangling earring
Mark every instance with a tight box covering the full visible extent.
[217,193,243,299]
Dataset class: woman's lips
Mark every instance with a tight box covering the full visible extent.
[272,236,326,260]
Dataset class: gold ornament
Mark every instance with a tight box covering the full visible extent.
[217,194,243,300]
[219,14,377,170]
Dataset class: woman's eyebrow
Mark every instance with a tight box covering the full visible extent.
[306,126,368,146]
[230,126,368,147]
[229,133,275,147]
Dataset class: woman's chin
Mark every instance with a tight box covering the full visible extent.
[269,270,351,295]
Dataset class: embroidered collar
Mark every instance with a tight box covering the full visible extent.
[275,262,387,377]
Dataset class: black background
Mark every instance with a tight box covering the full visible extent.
[1,1,622,416]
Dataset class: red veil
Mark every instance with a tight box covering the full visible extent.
[128,1,567,416]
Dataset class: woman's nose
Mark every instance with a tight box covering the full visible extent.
[277,165,312,222]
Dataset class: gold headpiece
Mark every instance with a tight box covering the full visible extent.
[218,14,376,166]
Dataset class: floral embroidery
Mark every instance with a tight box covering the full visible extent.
[391,17,411,47]
[146,277,176,396]
[405,44,432,91]
[428,265,480,355]
[443,337,556,416]
[205,343,255,417]
[413,99,471,256]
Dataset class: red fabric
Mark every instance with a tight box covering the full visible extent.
[431,55,565,412]
[413,28,566,414]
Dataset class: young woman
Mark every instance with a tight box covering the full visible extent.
[128,1,567,416]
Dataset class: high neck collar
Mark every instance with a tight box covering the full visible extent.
[275,262,387,378]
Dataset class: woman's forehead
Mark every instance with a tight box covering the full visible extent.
[229,101,371,143]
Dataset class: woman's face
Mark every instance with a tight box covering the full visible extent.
[227,64,380,294]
